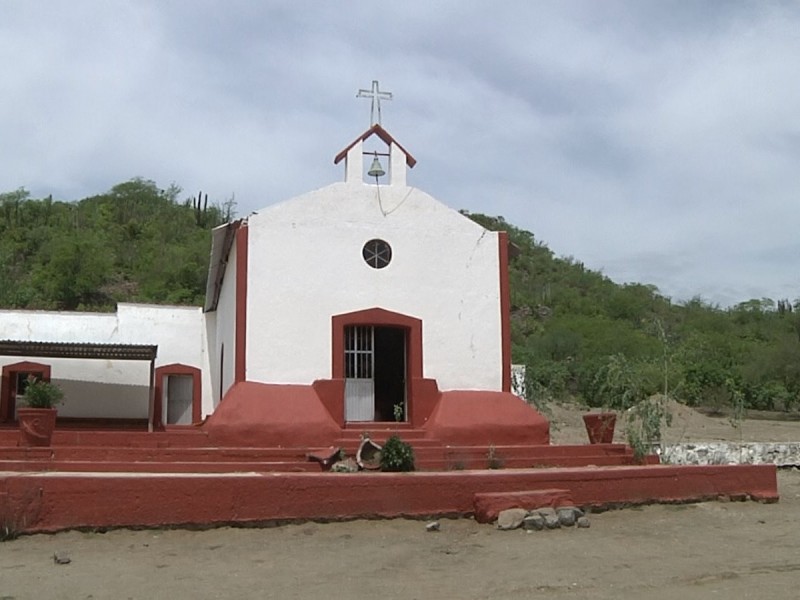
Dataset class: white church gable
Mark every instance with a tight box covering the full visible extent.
[242,125,505,393]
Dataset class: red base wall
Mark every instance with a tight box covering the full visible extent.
[202,381,550,448]
[202,382,341,447]
[423,391,550,445]
[0,464,777,534]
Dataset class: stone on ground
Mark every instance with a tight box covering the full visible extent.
[496,508,528,530]
[522,514,545,531]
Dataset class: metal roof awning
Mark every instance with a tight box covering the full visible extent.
[204,220,240,313]
[0,340,160,431]
[0,340,158,361]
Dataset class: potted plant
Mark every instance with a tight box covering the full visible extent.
[582,412,617,444]
[584,351,674,460]
[17,375,64,447]
[583,354,642,445]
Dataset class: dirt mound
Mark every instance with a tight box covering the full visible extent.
[545,398,800,445]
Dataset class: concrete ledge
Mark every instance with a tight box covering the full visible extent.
[0,464,778,534]
[660,442,800,466]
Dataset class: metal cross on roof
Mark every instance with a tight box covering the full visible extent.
[357,80,392,126]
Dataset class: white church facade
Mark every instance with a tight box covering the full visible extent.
[0,124,547,446]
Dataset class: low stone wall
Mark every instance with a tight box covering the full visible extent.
[659,442,800,467]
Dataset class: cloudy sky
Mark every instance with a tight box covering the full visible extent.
[2,1,799,307]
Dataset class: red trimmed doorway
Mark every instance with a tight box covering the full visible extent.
[1,361,52,422]
[332,308,423,424]
[153,364,202,429]
[343,325,406,422]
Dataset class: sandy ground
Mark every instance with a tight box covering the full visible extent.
[2,404,800,600]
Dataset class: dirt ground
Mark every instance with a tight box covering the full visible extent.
[2,403,800,600]
[548,397,800,445]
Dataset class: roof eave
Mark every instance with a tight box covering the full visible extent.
[333,124,417,168]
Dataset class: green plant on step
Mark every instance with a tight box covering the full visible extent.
[487,444,504,469]
[1,518,19,542]
[393,403,404,422]
[379,435,415,472]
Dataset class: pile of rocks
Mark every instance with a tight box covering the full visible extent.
[495,506,590,531]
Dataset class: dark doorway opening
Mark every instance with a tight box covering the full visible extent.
[373,327,406,422]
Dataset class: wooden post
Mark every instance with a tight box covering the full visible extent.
[148,359,156,433]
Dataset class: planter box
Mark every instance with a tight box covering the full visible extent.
[582,412,616,444]
[17,408,58,447]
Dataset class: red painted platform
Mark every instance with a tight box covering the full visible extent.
[0,418,779,535]
[0,464,777,534]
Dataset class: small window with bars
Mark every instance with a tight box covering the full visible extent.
[345,326,374,379]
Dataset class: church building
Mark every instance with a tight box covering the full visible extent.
[0,94,548,448]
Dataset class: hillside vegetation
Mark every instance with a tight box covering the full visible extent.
[468,213,800,414]
[0,179,230,310]
[1,181,798,413]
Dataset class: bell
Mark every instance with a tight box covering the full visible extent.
[367,154,385,178]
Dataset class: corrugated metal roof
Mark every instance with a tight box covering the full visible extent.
[0,340,157,361]
[204,220,239,313]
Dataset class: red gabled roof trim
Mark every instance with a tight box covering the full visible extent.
[333,124,417,168]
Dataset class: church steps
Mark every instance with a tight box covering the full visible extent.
[416,455,640,471]
[441,444,634,459]
[0,460,321,474]
[0,441,641,472]
[0,436,638,465]
[0,455,638,474]
[0,429,210,448]
[0,446,329,463]
[332,440,444,455]
[336,429,430,441]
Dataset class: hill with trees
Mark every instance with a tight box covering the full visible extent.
[0,179,231,310]
[1,180,798,414]
[467,213,800,415]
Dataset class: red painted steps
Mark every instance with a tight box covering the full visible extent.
[0,422,647,474]
[335,425,432,443]
[0,442,645,474]
[333,433,641,470]
[0,459,320,473]
[435,443,640,469]
[0,446,326,462]
[341,422,427,432]
[413,446,641,470]
[0,427,210,448]
[0,445,341,474]
[333,426,445,466]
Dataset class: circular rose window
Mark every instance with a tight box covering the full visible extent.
[362,239,392,269]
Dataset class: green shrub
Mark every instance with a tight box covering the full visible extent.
[625,395,672,460]
[20,376,63,408]
[379,435,415,472]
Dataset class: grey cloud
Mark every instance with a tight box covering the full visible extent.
[2,1,799,306]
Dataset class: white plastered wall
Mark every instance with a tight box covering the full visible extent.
[245,181,503,391]
[208,241,238,406]
[0,304,212,418]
